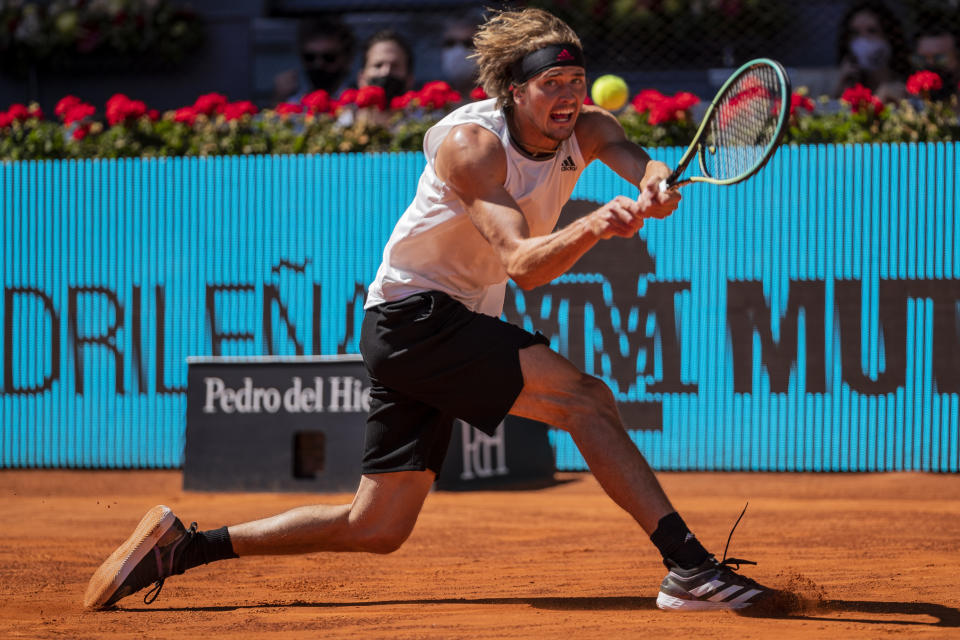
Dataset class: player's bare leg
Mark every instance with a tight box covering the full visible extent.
[509,343,673,534]
[510,344,786,612]
[85,471,433,609]
[229,470,435,555]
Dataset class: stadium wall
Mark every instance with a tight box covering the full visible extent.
[2,144,958,471]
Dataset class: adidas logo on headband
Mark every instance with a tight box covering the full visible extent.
[510,43,585,84]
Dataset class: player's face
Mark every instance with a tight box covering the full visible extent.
[513,66,587,144]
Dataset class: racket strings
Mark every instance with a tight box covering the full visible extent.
[705,65,782,181]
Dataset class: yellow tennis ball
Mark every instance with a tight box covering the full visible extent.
[591,75,629,111]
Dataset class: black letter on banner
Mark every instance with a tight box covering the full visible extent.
[205,284,255,356]
[645,281,697,394]
[155,285,186,393]
[130,285,148,393]
[68,286,124,395]
[836,279,905,394]
[929,279,960,393]
[902,279,960,394]
[727,280,826,393]
[263,284,304,355]
[3,287,60,394]
[338,283,368,354]
[312,283,322,355]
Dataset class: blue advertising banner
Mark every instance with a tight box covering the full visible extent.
[2,144,958,471]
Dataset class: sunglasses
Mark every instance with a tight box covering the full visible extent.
[302,51,342,65]
[910,53,951,68]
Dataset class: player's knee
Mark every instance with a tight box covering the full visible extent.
[355,527,410,554]
[564,374,618,430]
[579,373,617,409]
[348,516,413,554]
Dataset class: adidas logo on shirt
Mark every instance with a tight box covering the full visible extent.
[561,155,577,171]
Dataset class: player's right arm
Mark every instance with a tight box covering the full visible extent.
[436,123,645,290]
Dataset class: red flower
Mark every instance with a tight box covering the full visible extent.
[840,83,872,106]
[335,88,358,109]
[672,92,699,111]
[418,81,461,110]
[222,101,258,121]
[637,91,699,125]
[390,90,418,110]
[0,112,13,128]
[173,106,198,126]
[106,94,147,126]
[648,101,675,125]
[906,70,943,96]
[631,89,667,113]
[275,102,304,116]
[302,90,332,114]
[72,125,90,141]
[6,103,30,122]
[55,96,83,118]
[63,103,96,125]
[470,86,488,101]
[841,84,883,116]
[147,109,159,121]
[55,95,84,119]
[193,92,228,116]
[355,85,387,110]
[789,93,815,116]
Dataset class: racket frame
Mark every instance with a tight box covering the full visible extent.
[661,58,792,190]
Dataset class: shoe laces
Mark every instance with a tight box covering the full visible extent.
[143,521,198,605]
[718,502,758,573]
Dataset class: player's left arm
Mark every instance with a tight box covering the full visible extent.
[576,106,680,218]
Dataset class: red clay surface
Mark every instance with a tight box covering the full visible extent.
[2,470,959,639]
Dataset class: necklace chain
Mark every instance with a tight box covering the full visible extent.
[506,110,560,157]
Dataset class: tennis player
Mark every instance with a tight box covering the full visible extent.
[85,7,779,613]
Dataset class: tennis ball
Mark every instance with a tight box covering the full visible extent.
[591,75,629,111]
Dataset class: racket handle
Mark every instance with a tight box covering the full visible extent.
[660,165,683,191]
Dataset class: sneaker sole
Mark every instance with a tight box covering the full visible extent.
[83,505,176,610]
[657,591,753,611]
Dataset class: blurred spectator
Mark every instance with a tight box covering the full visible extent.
[910,13,959,100]
[440,17,480,95]
[273,17,356,104]
[356,29,415,102]
[833,1,909,102]
[337,30,415,128]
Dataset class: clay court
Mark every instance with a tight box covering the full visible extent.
[2,470,958,639]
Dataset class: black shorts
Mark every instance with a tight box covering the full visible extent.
[359,291,549,474]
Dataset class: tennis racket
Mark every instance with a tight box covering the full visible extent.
[659,58,791,191]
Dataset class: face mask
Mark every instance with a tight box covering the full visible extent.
[366,75,407,103]
[306,68,347,94]
[441,45,477,88]
[849,37,891,71]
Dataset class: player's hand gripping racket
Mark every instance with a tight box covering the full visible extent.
[659,58,791,192]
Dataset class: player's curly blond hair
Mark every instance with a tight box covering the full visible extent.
[471,8,582,109]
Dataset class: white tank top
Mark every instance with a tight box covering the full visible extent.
[365,98,586,317]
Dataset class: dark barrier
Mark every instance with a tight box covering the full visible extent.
[436,417,556,491]
[185,356,368,492]
[185,356,555,492]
